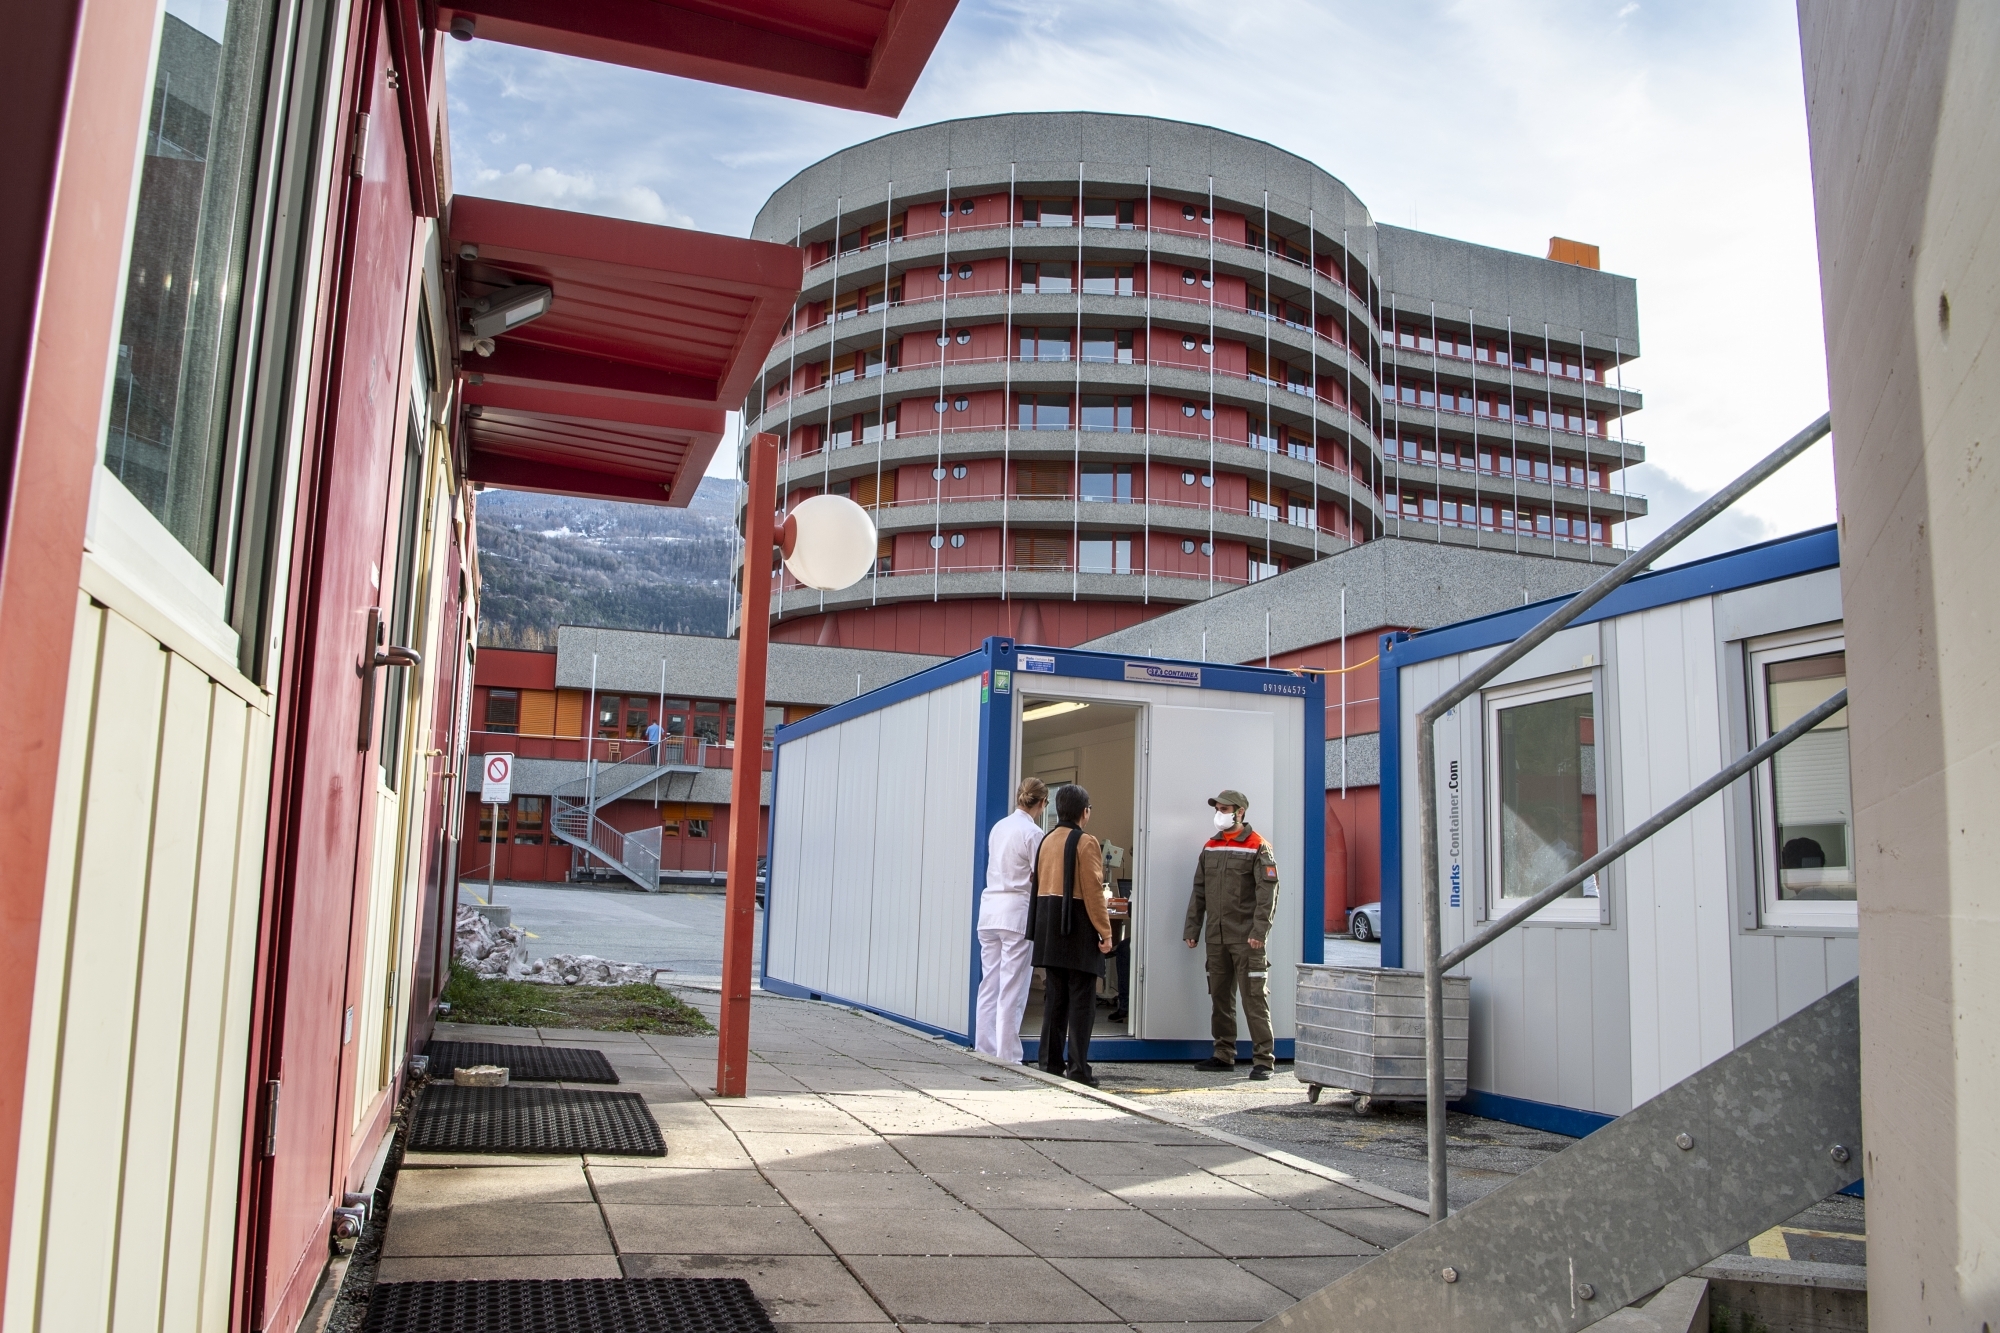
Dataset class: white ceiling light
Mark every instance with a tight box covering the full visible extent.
[1022,700,1089,722]
[780,494,876,590]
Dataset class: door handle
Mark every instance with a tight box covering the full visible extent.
[357,608,424,750]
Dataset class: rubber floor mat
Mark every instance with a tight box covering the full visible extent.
[425,1040,619,1084]
[407,1084,665,1155]
[361,1277,774,1333]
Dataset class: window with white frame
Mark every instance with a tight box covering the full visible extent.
[1748,630,1854,927]
[1485,674,1601,921]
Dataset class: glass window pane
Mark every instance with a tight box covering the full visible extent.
[1766,652,1853,900]
[1495,691,1597,901]
[105,0,278,564]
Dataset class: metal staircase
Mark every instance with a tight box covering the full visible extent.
[549,740,704,890]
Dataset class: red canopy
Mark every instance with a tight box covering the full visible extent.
[450,195,803,504]
[436,0,959,116]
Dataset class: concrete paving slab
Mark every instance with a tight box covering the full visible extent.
[1029,1140,1229,1179]
[842,1256,1119,1323]
[925,1172,1137,1212]
[1097,1173,1287,1209]
[379,1202,613,1257]
[375,1255,624,1281]
[790,1205,1032,1256]
[1047,1257,1294,1322]
[588,1165,788,1206]
[1304,1206,1428,1249]
[710,1105,871,1135]
[1131,1323,1260,1333]
[736,1132,919,1172]
[390,1162,595,1207]
[1147,1208,1379,1257]
[603,1203,832,1255]
[398,1151,585,1169]
[1231,1174,1387,1210]
[1235,1255,1375,1299]
[886,1136,1069,1177]
[619,1254,887,1322]
[769,1172,966,1210]
[981,1208,1217,1259]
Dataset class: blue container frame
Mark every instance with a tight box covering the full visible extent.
[1375,524,1843,1134]
[761,636,1326,1062]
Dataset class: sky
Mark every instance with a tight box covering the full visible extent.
[445,0,1835,564]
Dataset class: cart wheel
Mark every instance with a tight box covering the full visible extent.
[1307,1084,1322,1104]
[1354,1094,1373,1115]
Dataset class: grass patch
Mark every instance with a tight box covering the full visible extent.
[440,963,712,1035]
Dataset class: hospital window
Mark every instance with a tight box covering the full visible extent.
[1019,262,1073,294]
[692,701,725,744]
[1077,536,1134,575]
[478,805,509,844]
[1749,631,1855,928]
[485,689,520,734]
[663,700,690,738]
[686,819,711,839]
[512,797,545,845]
[1484,674,1602,923]
[1079,466,1134,502]
[1020,198,1075,228]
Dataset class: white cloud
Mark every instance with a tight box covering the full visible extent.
[468,164,691,228]
[447,1,1838,522]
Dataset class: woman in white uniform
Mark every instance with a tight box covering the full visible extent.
[974,778,1048,1061]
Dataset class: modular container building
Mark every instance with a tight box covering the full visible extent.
[1378,526,1855,1135]
[763,637,1325,1059]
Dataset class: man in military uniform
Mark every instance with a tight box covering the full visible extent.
[1184,789,1279,1079]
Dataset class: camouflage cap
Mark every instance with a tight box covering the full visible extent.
[1207,789,1250,811]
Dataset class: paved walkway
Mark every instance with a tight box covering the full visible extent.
[383,990,1427,1330]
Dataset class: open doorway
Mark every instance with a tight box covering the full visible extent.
[1018,697,1140,1042]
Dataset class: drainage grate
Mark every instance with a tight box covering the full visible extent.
[407,1084,665,1155]
[361,1277,774,1333]
[425,1040,620,1084]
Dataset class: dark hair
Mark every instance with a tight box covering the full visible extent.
[1054,783,1090,824]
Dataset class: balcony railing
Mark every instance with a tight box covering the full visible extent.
[806,218,1370,299]
[772,559,1312,595]
[797,489,1353,529]
[778,281,1373,367]
[467,731,772,771]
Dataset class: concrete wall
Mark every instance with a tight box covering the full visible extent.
[1376,224,1641,353]
[1797,2,2000,1322]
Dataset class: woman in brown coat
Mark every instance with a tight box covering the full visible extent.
[1028,783,1113,1086]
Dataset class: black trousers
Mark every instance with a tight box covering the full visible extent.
[1039,965,1099,1078]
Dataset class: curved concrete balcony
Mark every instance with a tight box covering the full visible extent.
[758,288,1378,403]
[1381,458,1650,518]
[751,356,1379,460]
[794,223,1373,328]
[866,496,1356,565]
[1381,345,1645,414]
[764,564,1296,619]
[772,427,1383,519]
[1375,400,1639,460]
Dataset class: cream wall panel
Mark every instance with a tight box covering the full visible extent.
[866,697,930,1016]
[8,595,272,1333]
[764,745,809,983]
[914,680,979,1034]
[825,712,881,1003]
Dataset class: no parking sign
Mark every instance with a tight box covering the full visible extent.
[481,753,514,805]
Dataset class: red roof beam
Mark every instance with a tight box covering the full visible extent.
[435,0,959,117]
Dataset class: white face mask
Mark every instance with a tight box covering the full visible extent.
[1213,810,1237,830]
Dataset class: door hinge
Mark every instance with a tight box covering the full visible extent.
[349,111,370,178]
[261,1080,281,1157]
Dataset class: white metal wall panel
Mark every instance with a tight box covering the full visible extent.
[790,727,845,993]
[1614,598,1738,1106]
[914,679,980,1033]
[765,737,811,983]
[1401,635,1634,1118]
[825,711,882,1002]
[866,694,932,1017]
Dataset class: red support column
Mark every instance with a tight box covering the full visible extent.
[717,433,777,1096]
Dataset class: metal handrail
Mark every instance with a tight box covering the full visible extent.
[1414,412,1833,1222]
[551,739,703,805]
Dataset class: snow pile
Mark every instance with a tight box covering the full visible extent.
[453,905,657,986]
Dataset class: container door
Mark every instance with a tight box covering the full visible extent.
[1135,704,1276,1041]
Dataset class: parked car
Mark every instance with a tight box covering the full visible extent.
[1347,902,1382,942]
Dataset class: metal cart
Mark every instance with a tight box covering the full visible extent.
[1295,964,1468,1112]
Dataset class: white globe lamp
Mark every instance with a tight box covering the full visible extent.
[780,493,876,591]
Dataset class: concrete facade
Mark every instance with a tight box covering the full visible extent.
[1798,1,2000,1323]
[740,113,1646,658]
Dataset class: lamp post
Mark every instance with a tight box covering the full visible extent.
[716,433,877,1097]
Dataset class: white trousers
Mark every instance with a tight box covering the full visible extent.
[974,927,1034,1062]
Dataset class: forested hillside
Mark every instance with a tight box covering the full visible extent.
[472,480,740,648]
